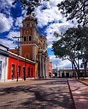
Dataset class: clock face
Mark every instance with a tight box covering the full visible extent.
[24,30,30,35]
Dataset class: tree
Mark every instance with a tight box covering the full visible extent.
[52,27,88,78]
[57,0,88,26]
[12,0,49,15]
[78,25,88,76]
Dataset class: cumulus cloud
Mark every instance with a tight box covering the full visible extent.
[34,0,65,27]
[0,30,20,48]
[6,0,14,6]
[0,13,13,33]
[15,16,25,29]
[0,39,16,49]
[0,0,14,15]
[49,55,72,69]
[35,3,63,27]
[7,31,20,39]
[46,21,75,48]
[34,0,78,49]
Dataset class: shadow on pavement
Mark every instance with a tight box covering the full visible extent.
[0,79,74,109]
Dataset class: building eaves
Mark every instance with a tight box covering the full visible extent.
[0,49,9,56]
[9,51,36,64]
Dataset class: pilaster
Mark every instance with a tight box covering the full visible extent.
[45,57,49,78]
[42,55,45,78]
[32,27,36,41]
[32,44,36,61]
[38,53,42,78]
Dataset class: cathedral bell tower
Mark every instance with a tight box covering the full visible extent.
[20,16,38,61]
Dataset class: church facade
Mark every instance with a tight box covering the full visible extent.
[10,15,51,79]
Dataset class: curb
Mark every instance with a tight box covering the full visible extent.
[67,79,76,109]
[77,79,88,86]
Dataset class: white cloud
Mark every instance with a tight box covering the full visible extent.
[7,31,20,39]
[15,16,24,28]
[0,0,14,15]
[49,55,71,69]
[0,39,16,49]
[6,0,14,6]
[0,13,13,33]
[49,0,64,6]
[34,0,63,27]
[0,31,20,48]
[46,21,74,48]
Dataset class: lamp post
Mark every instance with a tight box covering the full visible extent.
[13,36,23,82]
[24,53,30,80]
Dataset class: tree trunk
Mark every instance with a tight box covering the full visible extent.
[71,60,80,79]
[84,61,87,77]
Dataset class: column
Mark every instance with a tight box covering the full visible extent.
[42,54,45,78]
[32,27,36,41]
[38,53,42,78]
[46,57,49,78]
[32,44,36,61]
[44,57,47,78]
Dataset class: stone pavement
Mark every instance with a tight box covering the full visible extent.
[68,78,88,109]
[0,78,74,109]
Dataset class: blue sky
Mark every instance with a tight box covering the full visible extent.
[0,0,78,69]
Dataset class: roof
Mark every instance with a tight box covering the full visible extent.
[22,15,35,22]
[38,40,43,46]
[39,34,47,39]
[0,49,9,56]
[59,68,88,71]
[9,51,36,64]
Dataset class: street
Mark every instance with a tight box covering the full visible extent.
[0,78,74,109]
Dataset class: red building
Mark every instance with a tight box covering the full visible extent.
[8,51,35,81]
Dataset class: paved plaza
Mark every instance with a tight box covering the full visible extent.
[0,78,74,109]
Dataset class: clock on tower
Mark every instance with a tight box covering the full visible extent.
[24,30,30,35]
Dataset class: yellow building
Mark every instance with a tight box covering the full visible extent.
[10,15,49,78]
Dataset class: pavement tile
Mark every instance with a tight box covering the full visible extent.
[68,78,88,109]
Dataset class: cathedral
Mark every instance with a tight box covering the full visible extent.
[10,15,52,79]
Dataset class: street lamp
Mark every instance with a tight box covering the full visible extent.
[13,36,23,82]
[23,53,30,81]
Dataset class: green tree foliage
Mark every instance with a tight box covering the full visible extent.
[12,0,49,15]
[57,0,88,26]
[52,27,88,78]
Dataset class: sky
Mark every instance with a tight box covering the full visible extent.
[0,0,78,70]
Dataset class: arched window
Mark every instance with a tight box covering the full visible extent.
[24,36,26,41]
[18,66,21,77]
[12,64,15,79]
[27,24,29,27]
[28,67,30,77]
[29,36,31,41]
[23,67,26,80]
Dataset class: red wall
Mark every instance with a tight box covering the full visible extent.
[8,56,35,80]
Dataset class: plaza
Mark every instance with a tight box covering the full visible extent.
[0,78,74,109]
[0,74,88,109]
